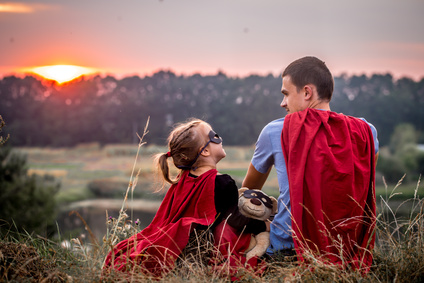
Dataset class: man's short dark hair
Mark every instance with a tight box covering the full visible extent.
[282,56,334,101]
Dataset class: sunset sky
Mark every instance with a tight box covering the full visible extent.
[1,0,424,81]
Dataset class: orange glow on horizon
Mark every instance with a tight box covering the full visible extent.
[0,2,56,13]
[0,3,33,13]
[29,65,97,84]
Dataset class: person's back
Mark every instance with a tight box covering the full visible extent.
[242,56,379,270]
[282,108,376,269]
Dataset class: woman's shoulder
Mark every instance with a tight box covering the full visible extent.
[215,173,237,189]
[214,174,238,210]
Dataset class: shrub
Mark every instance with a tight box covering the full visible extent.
[0,115,9,146]
[376,153,407,183]
[0,147,60,237]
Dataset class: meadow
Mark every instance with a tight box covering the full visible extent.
[1,143,423,282]
[16,143,420,211]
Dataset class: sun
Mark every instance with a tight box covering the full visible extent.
[30,65,96,84]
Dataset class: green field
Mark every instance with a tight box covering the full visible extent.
[15,143,421,246]
[15,144,422,206]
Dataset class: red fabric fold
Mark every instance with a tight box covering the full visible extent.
[103,169,218,277]
[212,220,265,280]
[282,108,376,270]
[212,220,253,271]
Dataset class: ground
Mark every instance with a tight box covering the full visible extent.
[0,242,69,282]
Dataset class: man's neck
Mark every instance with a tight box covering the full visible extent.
[309,100,331,111]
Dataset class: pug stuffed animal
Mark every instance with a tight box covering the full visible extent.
[238,187,278,261]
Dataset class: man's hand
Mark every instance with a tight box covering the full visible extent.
[265,220,271,232]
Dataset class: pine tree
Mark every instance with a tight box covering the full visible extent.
[0,116,60,237]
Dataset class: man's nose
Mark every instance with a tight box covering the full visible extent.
[280,99,287,108]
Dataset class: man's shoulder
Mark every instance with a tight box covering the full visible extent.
[333,112,376,129]
[344,114,377,131]
[338,113,379,153]
[255,117,285,146]
[263,117,285,133]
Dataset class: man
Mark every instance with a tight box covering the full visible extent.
[242,56,379,269]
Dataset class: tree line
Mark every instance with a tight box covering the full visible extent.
[0,71,423,147]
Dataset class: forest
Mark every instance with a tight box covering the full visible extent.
[1,71,423,148]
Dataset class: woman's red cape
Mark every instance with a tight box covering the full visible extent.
[282,108,376,270]
[103,169,218,277]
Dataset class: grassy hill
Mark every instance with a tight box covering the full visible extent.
[1,144,423,281]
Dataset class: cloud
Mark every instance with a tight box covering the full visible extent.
[0,2,56,13]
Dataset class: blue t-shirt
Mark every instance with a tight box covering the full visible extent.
[251,114,379,254]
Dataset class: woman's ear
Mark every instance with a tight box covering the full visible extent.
[200,147,211,157]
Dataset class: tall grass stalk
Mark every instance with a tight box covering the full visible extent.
[101,118,150,269]
[2,135,424,281]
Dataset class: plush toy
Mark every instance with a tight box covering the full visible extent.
[238,187,278,261]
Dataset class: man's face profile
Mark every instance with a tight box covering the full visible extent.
[280,76,307,114]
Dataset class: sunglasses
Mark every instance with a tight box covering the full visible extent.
[196,130,222,157]
[176,130,222,170]
[207,130,222,144]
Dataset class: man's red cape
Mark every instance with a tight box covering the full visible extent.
[103,169,218,277]
[282,108,376,270]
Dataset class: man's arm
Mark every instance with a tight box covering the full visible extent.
[242,163,272,190]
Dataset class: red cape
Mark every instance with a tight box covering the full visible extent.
[103,169,218,277]
[212,220,260,278]
[282,108,376,270]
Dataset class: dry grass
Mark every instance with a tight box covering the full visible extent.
[99,173,424,282]
[1,177,423,282]
[3,121,424,281]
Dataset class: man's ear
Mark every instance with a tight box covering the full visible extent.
[304,84,319,101]
[304,85,313,100]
